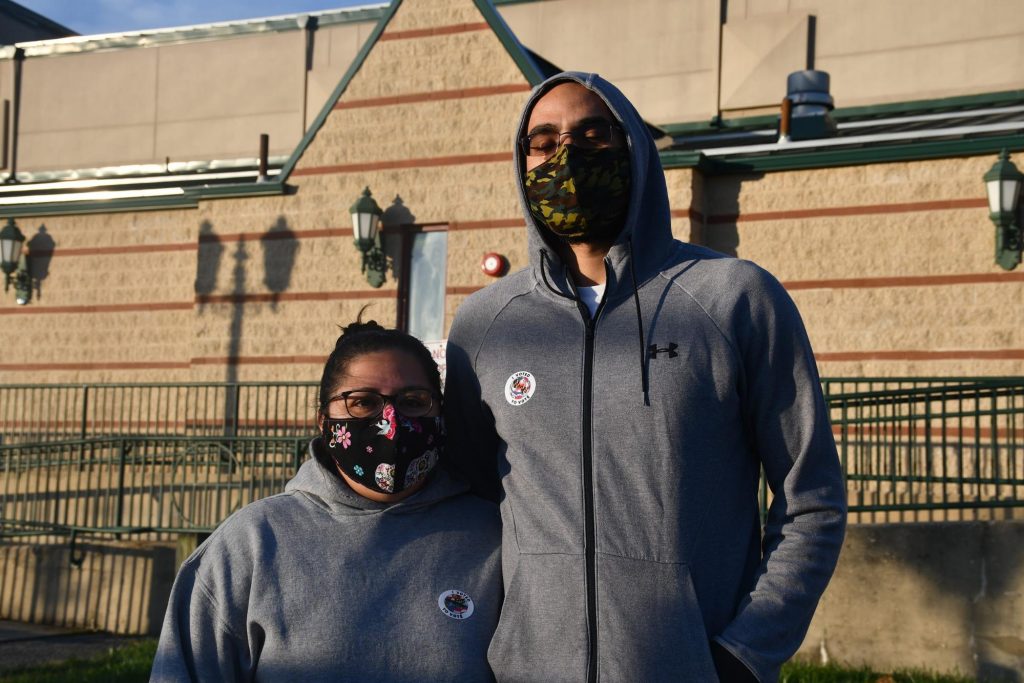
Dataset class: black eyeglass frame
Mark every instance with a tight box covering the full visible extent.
[519,121,624,160]
[322,388,440,419]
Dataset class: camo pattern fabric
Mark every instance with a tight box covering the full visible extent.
[524,145,631,239]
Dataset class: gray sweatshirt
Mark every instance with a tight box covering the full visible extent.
[151,441,502,682]
[444,71,847,683]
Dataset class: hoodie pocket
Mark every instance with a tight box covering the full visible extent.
[597,552,718,683]
[487,553,588,683]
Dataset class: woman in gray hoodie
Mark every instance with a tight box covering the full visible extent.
[151,320,502,682]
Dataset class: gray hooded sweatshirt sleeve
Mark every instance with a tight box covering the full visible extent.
[151,441,502,683]
[444,72,846,683]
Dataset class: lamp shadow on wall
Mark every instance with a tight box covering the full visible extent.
[381,194,416,281]
[699,172,765,258]
[26,225,54,301]
[260,217,299,311]
[195,220,223,311]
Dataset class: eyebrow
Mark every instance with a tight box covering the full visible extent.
[526,116,615,137]
[329,385,433,398]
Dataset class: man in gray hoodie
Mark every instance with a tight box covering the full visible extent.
[444,72,847,683]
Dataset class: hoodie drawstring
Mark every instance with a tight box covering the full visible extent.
[539,249,577,301]
[628,239,650,406]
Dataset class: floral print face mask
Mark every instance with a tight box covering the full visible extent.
[321,404,444,495]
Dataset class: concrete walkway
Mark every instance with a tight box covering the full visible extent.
[0,619,146,673]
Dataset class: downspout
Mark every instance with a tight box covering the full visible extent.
[300,15,318,132]
[714,0,727,125]
[6,47,24,183]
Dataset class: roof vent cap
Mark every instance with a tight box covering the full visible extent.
[784,69,836,141]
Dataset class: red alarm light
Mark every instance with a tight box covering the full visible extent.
[481,252,508,277]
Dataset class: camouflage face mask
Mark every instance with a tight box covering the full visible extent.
[524,144,631,243]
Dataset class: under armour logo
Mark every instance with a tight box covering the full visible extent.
[648,342,679,359]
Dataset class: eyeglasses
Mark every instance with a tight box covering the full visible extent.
[520,121,622,160]
[325,389,437,419]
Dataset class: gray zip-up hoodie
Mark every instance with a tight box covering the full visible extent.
[444,72,847,683]
[151,441,502,682]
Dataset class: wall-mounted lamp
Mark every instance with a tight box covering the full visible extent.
[983,149,1023,271]
[0,217,31,305]
[349,187,387,288]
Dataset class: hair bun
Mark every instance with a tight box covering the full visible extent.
[335,305,385,347]
[337,319,383,341]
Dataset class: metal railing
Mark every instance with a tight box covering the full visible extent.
[0,378,1022,538]
[0,435,311,542]
[0,382,319,444]
[823,377,1024,522]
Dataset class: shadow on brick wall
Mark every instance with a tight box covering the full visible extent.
[0,539,176,635]
[26,225,54,302]
[803,521,1024,681]
[699,172,765,258]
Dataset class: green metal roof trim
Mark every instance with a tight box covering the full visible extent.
[0,0,544,217]
[661,89,1024,138]
[660,134,1024,175]
[275,1,402,181]
[0,180,286,219]
[472,0,545,86]
[276,0,544,182]
[0,0,77,38]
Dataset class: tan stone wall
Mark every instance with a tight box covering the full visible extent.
[722,0,1024,114]
[798,521,1024,679]
[501,0,722,125]
[691,156,1024,377]
[0,540,175,635]
[2,0,1020,390]
[0,0,533,388]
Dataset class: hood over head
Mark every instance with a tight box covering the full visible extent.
[285,438,470,516]
[514,71,674,300]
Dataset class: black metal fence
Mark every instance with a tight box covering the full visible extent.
[1,378,1022,538]
[0,436,310,541]
[0,382,319,444]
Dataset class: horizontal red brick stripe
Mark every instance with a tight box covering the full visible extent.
[0,302,192,315]
[832,424,1021,440]
[0,361,191,372]
[379,22,489,41]
[784,272,1024,291]
[0,355,327,372]
[39,243,197,258]
[335,83,531,110]
[669,208,706,222]
[195,290,393,305]
[199,227,352,243]
[449,218,524,231]
[818,350,1024,362]
[190,355,325,366]
[293,152,512,176]
[1,418,313,430]
[706,198,987,225]
[446,286,484,296]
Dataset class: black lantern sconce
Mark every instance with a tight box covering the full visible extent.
[0,217,31,305]
[983,150,1023,271]
[350,187,387,288]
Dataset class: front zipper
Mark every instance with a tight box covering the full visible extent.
[579,294,605,683]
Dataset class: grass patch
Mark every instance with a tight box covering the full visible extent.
[0,642,976,683]
[781,659,975,683]
[0,639,157,683]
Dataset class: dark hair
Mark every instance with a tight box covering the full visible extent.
[318,313,442,412]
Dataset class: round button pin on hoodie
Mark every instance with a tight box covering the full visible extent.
[504,371,536,406]
[438,589,475,620]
